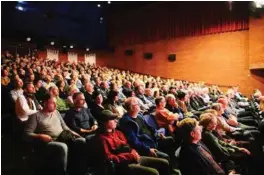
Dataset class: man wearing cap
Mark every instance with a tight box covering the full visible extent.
[96,109,169,175]
[64,92,98,140]
[177,118,226,175]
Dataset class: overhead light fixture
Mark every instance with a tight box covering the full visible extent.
[108,1,111,4]
[97,4,101,7]
[100,21,103,23]
[254,0,264,8]
[63,45,67,48]
[100,17,103,20]
[26,37,31,42]
[70,45,73,49]
[16,6,24,11]
[86,48,89,51]
[50,41,55,45]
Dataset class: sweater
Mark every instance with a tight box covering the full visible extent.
[98,129,138,164]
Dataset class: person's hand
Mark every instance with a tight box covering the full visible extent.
[91,125,98,131]
[229,140,237,145]
[228,170,240,175]
[239,148,251,155]
[38,134,52,142]
[131,149,140,162]
[227,117,238,127]
[37,105,43,110]
[149,148,158,157]
[159,133,166,140]
[134,151,140,162]
[71,131,81,138]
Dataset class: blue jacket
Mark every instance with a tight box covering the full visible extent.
[119,113,158,155]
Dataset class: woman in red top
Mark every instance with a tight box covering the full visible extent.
[155,96,179,133]
[97,110,169,175]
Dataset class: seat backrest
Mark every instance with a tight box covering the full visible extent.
[143,114,159,129]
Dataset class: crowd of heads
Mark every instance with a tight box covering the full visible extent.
[2,51,264,175]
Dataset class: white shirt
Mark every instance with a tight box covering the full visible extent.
[15,95,38,121]
[10,89,24,102]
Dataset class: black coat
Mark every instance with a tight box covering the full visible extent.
[179,142,225,175]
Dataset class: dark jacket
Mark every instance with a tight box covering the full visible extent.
[179,142,225,175]
[90,103,105,122]
[84,91,94,108]
[64,107,98,136]
[119,113,158,155]
[201,129,240,162]
[190,96,209,111]
[122,87,133,98]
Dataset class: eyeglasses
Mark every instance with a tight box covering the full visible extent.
[132,103,139,106]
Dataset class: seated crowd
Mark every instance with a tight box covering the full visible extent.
[1,51,264,175]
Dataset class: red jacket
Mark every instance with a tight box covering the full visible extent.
[98,129,138,164]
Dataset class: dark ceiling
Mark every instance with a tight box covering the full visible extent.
[1,1,156,50]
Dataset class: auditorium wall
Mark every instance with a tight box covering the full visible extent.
[97,17,264,96]
[249,16,264,68]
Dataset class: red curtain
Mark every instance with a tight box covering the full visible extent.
[108,1,249,46]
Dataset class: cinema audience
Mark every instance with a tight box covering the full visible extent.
[1,51,263,175]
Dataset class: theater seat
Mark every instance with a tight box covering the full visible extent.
[143,114,166,135]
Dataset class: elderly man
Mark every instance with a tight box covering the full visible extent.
[83,82,94,108]
[24,94,86,175]
[135,85,154,109]
[119,97,176,166]
[145,88,155,105]
[122,80,133,98]
[165,94,184,120]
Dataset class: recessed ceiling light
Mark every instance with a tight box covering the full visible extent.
[108,1,111,4]
[97,4,101,7]
[86,48,89,51]
[16,6,24,11]
[100,17,103,20]
[70,45,73,49]
[26,37,31,42]
[63,45,67,48]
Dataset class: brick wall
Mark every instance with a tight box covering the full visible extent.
[97,25,264,95]
[249,15,264,69]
